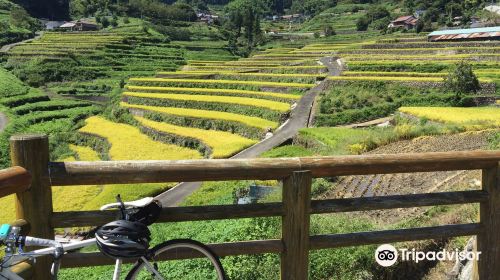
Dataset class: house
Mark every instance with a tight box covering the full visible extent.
[485,5,500,16]
[414,10,426,19]
[59,20,98,31]
[41,20,66,30]
[388,15,419,29]
[280,14,304,23]
[197,13,218,24]
[428,26,500,42]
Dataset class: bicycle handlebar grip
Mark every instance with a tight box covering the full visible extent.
[24,236,61,248]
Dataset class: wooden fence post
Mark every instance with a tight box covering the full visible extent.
[475,162,500,280]
[281,170,312,280]
[10,133,54,280]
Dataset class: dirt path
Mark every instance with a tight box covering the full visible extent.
[156,56,339,206]
[340,116,393,128]
[0,112,8,132]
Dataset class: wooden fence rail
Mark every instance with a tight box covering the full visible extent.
[2,133,500,280]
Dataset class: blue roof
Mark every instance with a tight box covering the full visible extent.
[428,26,500,36]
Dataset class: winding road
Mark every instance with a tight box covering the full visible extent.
[0,112,8,132]
[0,32,42,53]
[155,56,340,206]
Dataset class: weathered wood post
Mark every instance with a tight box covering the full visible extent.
[281,170,312,280]
[474,162,500,280]
[10,134,54,280]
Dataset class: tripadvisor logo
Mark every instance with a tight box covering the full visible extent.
[375,244,398,267]
[374,244,481,267]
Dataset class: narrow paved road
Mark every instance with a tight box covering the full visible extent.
[0,112,8,132]
[156,56,340,206]
[0,32,43,53]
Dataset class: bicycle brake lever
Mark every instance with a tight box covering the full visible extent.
[116,194,127,220]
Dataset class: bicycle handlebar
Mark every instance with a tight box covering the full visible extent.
[24,236,62,249]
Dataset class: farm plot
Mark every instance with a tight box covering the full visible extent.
[79,116,202,160]
[399,107,500,128]
[115,43,326,162]
[125,85,301,102]
[328,37,500,89]
[135,116,256,158]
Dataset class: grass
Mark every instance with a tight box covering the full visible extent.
[0,68,28,98]
[123,92,291,112]
[121,102,278,130]
[79,116,202,160]
[260,145,314,158]
[299,127,393,155]
[399,107,500,128]
[135,116,257,158]
[125,86,301,100]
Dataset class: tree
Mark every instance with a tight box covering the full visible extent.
[101,16,110,28]
[9,7,31,29]
[222,0,268,56]
[323,25,336,37]
[356,17,369,31]
[444,61,481,97]
[110,18,118,27]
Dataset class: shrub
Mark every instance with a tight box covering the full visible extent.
[444,61,481,96]
[348,143,368,155]
[356,17,370,31]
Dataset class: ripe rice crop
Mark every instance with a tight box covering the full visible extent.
[79,116,202,160]
[328,76,444,82]
[399,107,500,127]
[123,92,290,112]
[128,77,315,89]
[328,76,492,83]
[253,53,325,57]
[158,71,324,78]
[342,71,447,77]
[125,86,300,100]
[121,102,278,129]
[187,65,326,70]
[135,116,257,158]
[68,144,100,160]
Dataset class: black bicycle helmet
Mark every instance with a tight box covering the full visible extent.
[95,220,151,259]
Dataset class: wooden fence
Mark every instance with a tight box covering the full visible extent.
[1,133,500,279]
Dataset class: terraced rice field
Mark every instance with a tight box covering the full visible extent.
[332,39,500,86]
[4,27,235,97]
[79,116,202,160]
[69,43,328,163]
[399,107,500,127]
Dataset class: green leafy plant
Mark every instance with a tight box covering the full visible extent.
[444,61,481,97]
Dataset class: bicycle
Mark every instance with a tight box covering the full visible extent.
[0,195,227,280]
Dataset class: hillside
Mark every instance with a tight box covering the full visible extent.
[0,0,38,46]
[0,0,499,279]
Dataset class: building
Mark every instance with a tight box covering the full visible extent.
[280,14,303,23]
[388,15,419,30]
[59,20,99,31]
[428,26,500,42]
[41,20,66,30]
[197,13,218,24]
[414,9,426,19]
[485,5,500,16]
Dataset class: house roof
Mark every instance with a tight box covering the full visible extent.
[428,26,500,36]
[392,15,415,23]
[59,22,76,28]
